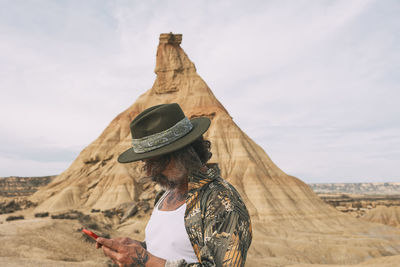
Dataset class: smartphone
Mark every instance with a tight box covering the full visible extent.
[82,228,99,241]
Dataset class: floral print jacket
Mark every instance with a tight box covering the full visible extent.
[166,165,252,267]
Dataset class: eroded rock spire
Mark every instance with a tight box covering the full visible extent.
[159,32,182,45]
[154,33,195,94]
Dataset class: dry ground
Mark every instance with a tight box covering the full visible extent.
[1,197,400,267]
[0,206,151,267]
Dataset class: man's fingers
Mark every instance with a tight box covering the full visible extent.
[115,237,134,245]
[102,245,120,262]
[97,237,120,251]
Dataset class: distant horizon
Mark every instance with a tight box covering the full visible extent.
[1,173,399,184]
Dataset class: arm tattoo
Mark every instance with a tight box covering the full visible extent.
[125,247,149,267]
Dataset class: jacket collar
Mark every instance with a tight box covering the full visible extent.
[188,163,220,192]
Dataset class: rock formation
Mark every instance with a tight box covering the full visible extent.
[30,33,400,265]
[0,176,55,197]
[361,206,400,228]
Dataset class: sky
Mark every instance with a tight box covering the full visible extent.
[0,0,399,183]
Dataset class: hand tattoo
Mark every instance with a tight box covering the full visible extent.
[139,241,147,249]
[126,247,149,267]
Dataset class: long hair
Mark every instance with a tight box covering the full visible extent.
[142,136,212,187]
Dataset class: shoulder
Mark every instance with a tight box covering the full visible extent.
[200,177,253,251]
[204,177,243,202]
[201,178,250,220]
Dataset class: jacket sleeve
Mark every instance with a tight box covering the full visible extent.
[168,187,252,267]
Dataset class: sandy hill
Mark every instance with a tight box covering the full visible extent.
[361,205,400,228]
[28,33,400,266]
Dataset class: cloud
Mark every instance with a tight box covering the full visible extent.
[0,155,69,177]
[0,0,399,182]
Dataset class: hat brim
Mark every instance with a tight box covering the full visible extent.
[117,117,211,163]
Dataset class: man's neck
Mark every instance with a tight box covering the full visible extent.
[158,183,188,211]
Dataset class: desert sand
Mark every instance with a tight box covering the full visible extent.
[361,205,400,228]
[1,33,400,266]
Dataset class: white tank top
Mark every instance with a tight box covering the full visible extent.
[145,192,198,263]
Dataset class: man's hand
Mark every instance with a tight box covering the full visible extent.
[96,237,165,267]
[96,237,137,249]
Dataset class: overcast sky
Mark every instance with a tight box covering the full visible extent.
[0,0,399,183]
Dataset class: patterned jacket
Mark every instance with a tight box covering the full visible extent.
[166,165,252,267]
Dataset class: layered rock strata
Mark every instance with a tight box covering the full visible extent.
[0,176,55,197]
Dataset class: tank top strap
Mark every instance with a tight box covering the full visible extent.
[154,190,170,210]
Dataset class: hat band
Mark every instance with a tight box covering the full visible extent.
[131,117,193,153]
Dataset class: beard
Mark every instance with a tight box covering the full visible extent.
[151,173,182,190]
[142,157,188,190]
[145,166,187,190]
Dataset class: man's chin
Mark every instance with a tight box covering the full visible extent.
[152,174,180,190]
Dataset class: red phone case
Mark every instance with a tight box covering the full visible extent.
[82,228,99,240]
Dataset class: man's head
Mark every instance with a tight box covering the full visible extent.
[117,103,212,189]
[142,136,212,190]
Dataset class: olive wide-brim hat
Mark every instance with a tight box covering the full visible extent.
[118,103,211,163]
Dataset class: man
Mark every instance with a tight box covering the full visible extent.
[96,103,252,266]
